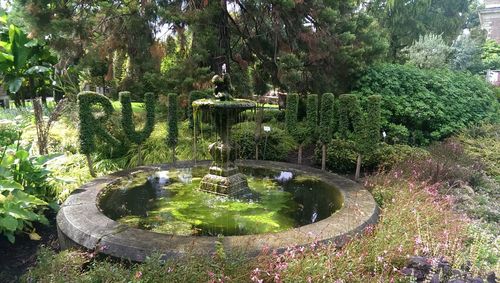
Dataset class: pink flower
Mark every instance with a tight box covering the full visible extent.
[135,271,142,279]
[415,236,422,245]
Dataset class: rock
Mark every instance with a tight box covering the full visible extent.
[469,278,484,283]
[449,280,466,283]
[486,272,496,283]
[430,273,440,283]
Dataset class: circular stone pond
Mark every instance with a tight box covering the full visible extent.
[57,160,379,262]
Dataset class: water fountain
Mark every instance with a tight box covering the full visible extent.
[56,73,379,262]
[192,74,255,196]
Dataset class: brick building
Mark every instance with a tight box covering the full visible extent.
[479,0,500,43]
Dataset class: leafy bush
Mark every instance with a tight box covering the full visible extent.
[0,180,48,243]
[0,123,20,147]
[316,140,429,173]
[231,121,296,161]
[457,123,500,181]
[356,64,497,145]
[0,149,55,243]
[402,33,451,69]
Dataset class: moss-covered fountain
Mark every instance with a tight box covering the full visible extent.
[56,74,379,262]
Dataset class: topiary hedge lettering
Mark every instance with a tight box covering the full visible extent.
[78,91,121,155]
[120,91,156,144]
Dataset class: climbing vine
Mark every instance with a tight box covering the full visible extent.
[120,91,156,144]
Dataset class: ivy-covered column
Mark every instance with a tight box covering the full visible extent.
[338,94,381,180]
[120,91,156,165]
[285,93,301,163]
[78,91,120,177]
[167,93,179,164]
[304,94,319,164]
[319,93,335,170]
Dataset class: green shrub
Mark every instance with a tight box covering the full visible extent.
[457,123,500,180]
[0,149,56,243]
[0,179,48,243]
[385,123,410,144]
[316,140,429,173]
[0,123,20,147]
[231,121,296,161]
[356,64,498,144]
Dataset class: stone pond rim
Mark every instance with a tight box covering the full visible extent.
[57,160,379,262]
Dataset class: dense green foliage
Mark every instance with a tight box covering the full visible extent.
[77,91,120,155]
[119,92,155,145]
[232,122,296,161]
[0,149,55,243]
[356,64,497,145]
[338,94,362,140]
[0,22,57,106]
[166,93,179,149]
[402,33,451,69]
[482,39,500,70]
[319,93,336,144]
[368,0,470,59]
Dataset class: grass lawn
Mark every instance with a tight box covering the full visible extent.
[111,101,145,113]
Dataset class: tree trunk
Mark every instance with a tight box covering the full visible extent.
[137,143,143,166]
[33,98,47,155]
[355,154,362,181]
[255,144,259,160]
[172,147,176,164]
[321,143,327,171]
[86,153,96,177]
[298,144,303,165]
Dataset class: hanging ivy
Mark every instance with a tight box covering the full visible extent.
[78,91,120,155]
[319,93,335,144]
[167,93,179,149]
[120,91,156,144]
[188,90,211,130]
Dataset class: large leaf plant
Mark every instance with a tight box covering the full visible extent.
[0,19,57,103]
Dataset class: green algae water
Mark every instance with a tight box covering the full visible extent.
[99,166,342,236]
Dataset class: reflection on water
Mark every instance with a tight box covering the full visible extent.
[99,167,342,236]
